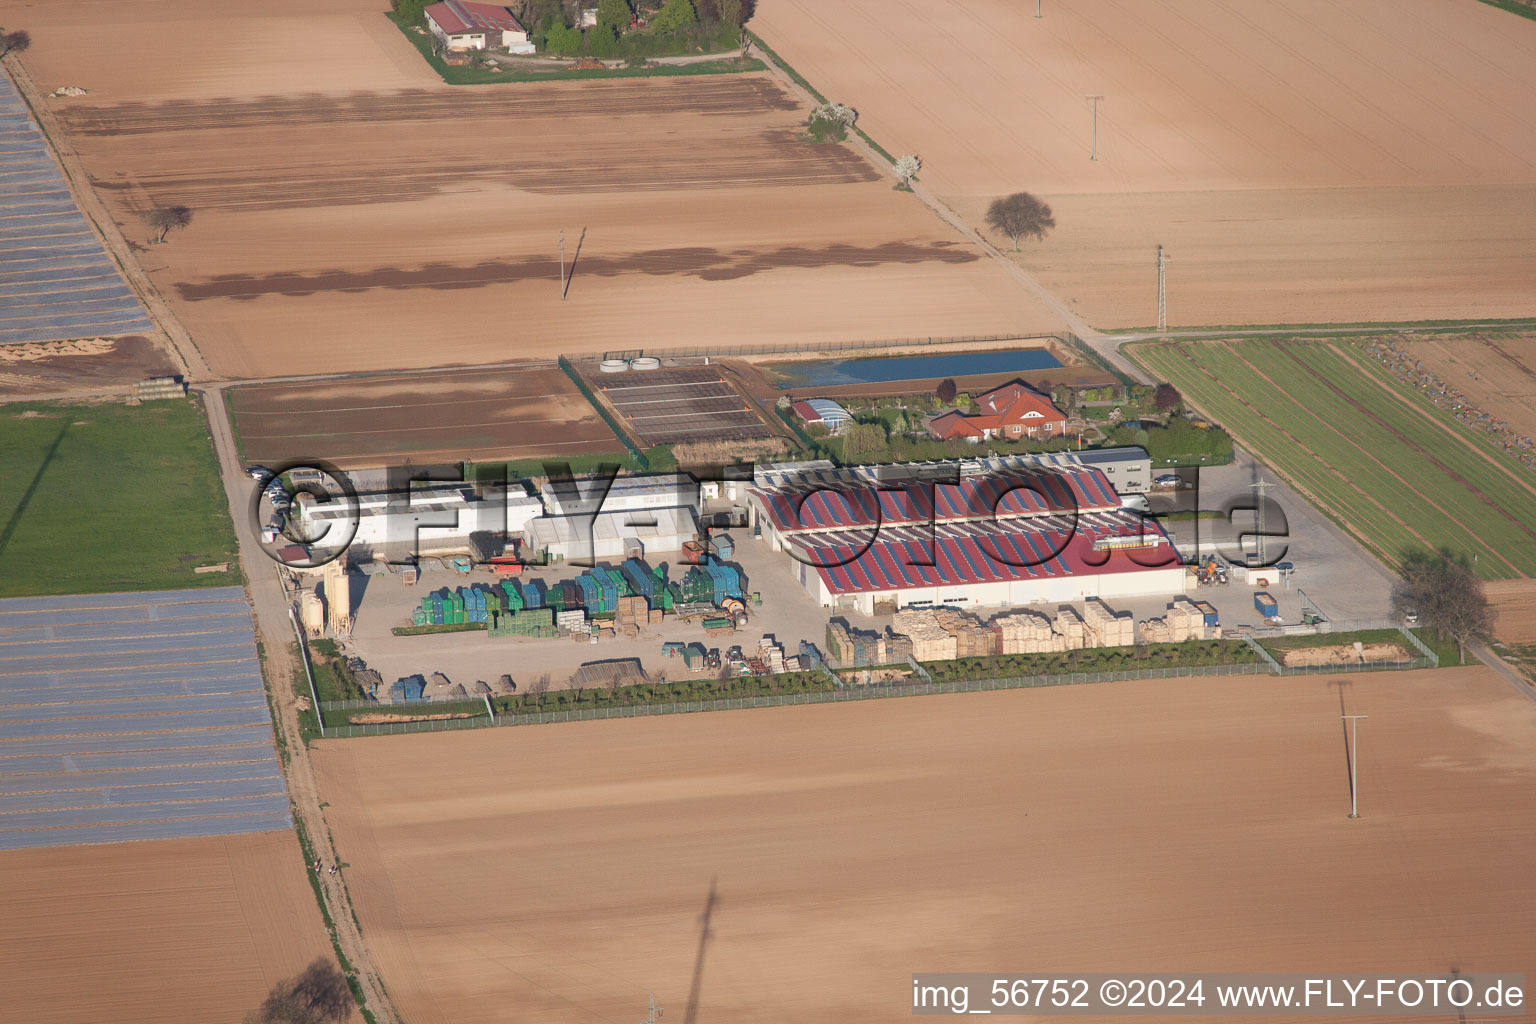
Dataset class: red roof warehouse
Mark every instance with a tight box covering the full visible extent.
[747,457,1187,614]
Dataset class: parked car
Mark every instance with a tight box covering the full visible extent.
[1153,473,1184,489]
[1403,608,1419,626]
[246,465,272,481]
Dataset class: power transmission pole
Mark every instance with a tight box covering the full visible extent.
[1036,0,1042,16]
[1156,245,1168,332]
[1086,94,1104,160]
[1342,715,1367,818]
[559,229,567,302]
[642,992,663,1024]
[1253,476,1271,567]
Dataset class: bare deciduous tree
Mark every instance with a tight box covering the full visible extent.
[1392,547,1492,665]
[985,191,1055,250]
[144,205,193,243]
[245,958,352,1024]
[529,673,552,697]
[0,29,31,58]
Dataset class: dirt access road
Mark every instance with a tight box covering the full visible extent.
[310,667,1536,1024]
[199,382,404,1024]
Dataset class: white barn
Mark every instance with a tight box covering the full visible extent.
[424,1,534,54]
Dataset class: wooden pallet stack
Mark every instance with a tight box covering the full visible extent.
[1082,598,1134,647]
[993,610,1058,654]
[928,608,994,657]
[894,609,958,662]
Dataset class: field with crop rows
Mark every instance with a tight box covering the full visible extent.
[1129,338,1536,579]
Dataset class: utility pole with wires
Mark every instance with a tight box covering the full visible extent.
[559,229,567,302]
[1342,714,1367,818]
[1086,94,1104,160]
[1253,476,1272,567]
[641,992,663,1024]
[1035,0,1042,16]
[1157,245,1168,332]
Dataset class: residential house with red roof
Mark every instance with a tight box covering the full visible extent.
[424,1,533,53]
[926,379,1072,442]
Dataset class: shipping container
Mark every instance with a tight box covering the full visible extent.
[1193,600,1219,628]
[522,578,545,609]
[713,534,735,559]
[620,559,657,599]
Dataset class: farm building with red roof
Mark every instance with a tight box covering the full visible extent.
[748,455,1186,614]
[424,1,533,53]
[927,379,1073,442]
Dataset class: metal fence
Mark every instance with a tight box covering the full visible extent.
[556,354,649,469]
[1244,623,1439,675]
[1053,332,1138,387]
[320,660,1269,738]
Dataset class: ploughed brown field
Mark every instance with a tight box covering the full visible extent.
[229,363,621,467]
[0,830,334,1024]
[310,667,1536,1024]
[1402,332,1536,448]
[752,0,1536,328]
[13,0,1058,380]
[1487,579,1536,645]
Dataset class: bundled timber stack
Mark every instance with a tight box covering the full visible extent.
[894,609,958,662]
[1082,598,1135,647]
[933,607,995,657]
[1053,606,1088,651]
[993,610,1059,654]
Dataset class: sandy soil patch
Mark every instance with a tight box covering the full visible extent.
[229,364,621,466]
[754,0,1536,197]
[947,186,1536,329]
[311,667,1536,1024]
[16,0,1060,379]
[1487,579,1536,644]
[0,829,334,1024]
[1277,642,1412,667]
[752,0,1536,328]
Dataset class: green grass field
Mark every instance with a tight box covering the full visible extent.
[0,400,241,598]
[1128,338,1536,579]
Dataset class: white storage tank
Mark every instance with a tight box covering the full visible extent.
[629,356,661,371]
[599,359,628,373]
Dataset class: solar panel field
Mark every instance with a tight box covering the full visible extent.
[0,587,289,850]
[1129,338,1536,579]
[0,72,153,345]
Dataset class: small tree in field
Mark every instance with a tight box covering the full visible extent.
[893,154,921,187]
[985,191,1055,250]
[1154,383,1182,413]
[144,205,193,244]
[1392,547,1492,665]
[245,958,352,1024]
[935,378,958,405]
[0,28,31,57]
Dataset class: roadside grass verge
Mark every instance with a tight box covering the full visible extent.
[1104,316,1536,335]
[1477,0,1536,24]
[744,29,897,164]
[389,15,761,85]
[923,639,1257,682]
[0,399,241,597]
[1127,338,1536,579]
